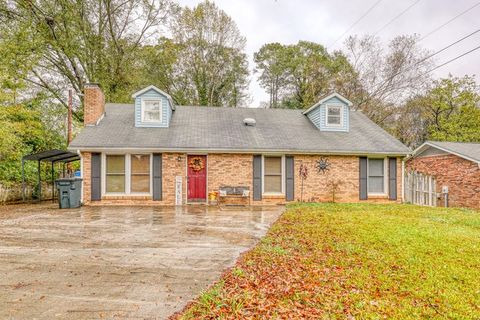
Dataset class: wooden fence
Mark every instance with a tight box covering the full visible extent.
[404,171,438,206]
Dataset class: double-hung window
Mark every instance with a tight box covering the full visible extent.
[106,155,126,193]
[368,158,385,194]
[131,154,150,193]
[263,156,283,194]
[141,100,162,123]
[105,154,151,194]
[326,105,343,126]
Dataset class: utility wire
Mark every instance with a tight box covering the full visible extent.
[419,1,480,41]
[373,0,423,36]
[328,0,383,48]
[367,29,480,98]
[424,44,480,74]
[420,28,480,63]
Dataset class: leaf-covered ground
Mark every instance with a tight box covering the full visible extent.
[173,203,480,319]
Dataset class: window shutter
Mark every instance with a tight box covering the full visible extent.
[388,157,397,200]
[285,156,294,201]
[91,153,101,201]
[253,155,262,201]
[359,157,368,200]
[152,153,162,201]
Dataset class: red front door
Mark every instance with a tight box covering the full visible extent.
[187,155,207,202]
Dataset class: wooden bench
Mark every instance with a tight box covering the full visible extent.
[218,186,250,205]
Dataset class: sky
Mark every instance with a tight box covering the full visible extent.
[177,0,480,107]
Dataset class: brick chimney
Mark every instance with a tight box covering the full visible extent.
[83,83,105,126]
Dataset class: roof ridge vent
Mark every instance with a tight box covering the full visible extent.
[243,118,256,126]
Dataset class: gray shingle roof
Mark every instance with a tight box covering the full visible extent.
[424,141,480,163]
[69,103,410,155]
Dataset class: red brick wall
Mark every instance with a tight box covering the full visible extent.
[81,152,403,206]
[407,154,480,209]
[83,84,105,126]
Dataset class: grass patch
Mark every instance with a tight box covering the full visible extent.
[174,203,480,319]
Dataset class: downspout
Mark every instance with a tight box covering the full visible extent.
[77,150,83,204]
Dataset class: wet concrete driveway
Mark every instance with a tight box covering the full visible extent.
[0,204,283,319]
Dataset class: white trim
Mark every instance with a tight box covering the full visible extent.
[302,92,353,115]
[185,154,208,204]
[261,155,285,195]
[129,153,152,195]
[367,157,388,196]
[102,153,152,196]
[131,85,175,110]
[141,99,163,123]
[410,141,480,164]
[80,152,84,203]
[325,104,344,127]
[70,147,410,157]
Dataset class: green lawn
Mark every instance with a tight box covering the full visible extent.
[174,203,480,319]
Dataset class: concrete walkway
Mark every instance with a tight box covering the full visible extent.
[0,204,283,319]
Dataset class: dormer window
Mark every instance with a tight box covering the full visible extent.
[326,105,343,126]
[141,100,162,123]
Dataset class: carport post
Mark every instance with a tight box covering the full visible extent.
[21,158,25,202]
[38,160,41,202]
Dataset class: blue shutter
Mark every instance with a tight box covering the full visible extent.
[359,157,368,200]
[152,153,162,201]
[253,155,262,201]
[388,157,397,200]
[91,153,101,201]
[285,156,294,201]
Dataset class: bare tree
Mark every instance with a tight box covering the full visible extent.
[344,34,433,125]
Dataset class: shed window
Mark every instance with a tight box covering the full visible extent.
[368,158,385,194]
[141,100,162,122]
[131,154,150,193]
[106,155,125,193]
[326,105,342,126]
[264,156,282,193]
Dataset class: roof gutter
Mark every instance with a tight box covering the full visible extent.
[68,146,410,157]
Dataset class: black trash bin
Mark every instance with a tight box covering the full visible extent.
[55,178,82,208]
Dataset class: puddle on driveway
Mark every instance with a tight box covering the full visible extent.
[0,204,283,319]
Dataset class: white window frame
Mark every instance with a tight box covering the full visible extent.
[261,155,285,195]
[367,157,389,196]
[141,99,162,123]
[102,153,152,196]
[325,104,344,127]
[130,153,153,195]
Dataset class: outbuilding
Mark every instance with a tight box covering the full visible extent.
[407,141,480,209]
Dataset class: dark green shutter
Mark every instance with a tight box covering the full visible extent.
[359,157,368,200]
[91,153,101,201]
[253,155,262,201]
[388,157,397,200]
[285,156,294,201]
[152,153,162,201]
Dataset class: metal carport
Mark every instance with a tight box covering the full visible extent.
[21,150,80,202]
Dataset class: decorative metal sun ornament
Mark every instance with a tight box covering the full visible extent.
[315,157,331,174]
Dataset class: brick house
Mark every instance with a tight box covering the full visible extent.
[407,141,480,209]
[68,84,410,206]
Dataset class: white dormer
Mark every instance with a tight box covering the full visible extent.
[132,85,175,128]
[302,92,352,132]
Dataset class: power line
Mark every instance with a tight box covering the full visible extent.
[419,2,480,41]
[420,28,480,63]
[424,44,480,74]
[373,0,423,36]
[328,0,383,48]
[368,29,480,97]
